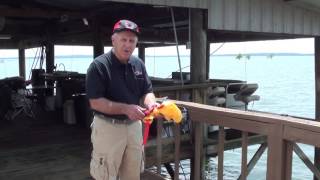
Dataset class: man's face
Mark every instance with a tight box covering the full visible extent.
[111,31,138,63]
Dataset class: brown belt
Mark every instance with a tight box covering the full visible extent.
[95,114,134,125]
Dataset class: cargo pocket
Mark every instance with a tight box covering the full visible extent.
[90,152,108,180]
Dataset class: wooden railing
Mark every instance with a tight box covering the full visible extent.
[151,100,320,180]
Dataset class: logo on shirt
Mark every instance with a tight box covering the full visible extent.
[134,70,143,76]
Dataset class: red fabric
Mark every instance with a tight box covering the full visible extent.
[143,122,151,145]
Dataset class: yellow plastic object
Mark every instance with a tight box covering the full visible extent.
[143,101,182,124]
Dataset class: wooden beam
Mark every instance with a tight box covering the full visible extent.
[0,7,85,18]
[240,132,248,180]
[293,143,320,179]
[190,8,207,180]
[45,42,54,73]
[174,124,181,180]
[315,36,320,180]
[138,45,145,63]
[18,48,25,79]
[217,126,225,180]
[245,143,268,179]
[92,19,104,58]
[156,119,163,174]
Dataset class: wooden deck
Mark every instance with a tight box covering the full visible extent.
[0,110,169,180]
[0,102,267,180]
[0,111,92,180]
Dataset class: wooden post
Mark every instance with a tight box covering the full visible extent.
[174,123,181,180]
[217,126,225,180]
[315,37,320,180]
[93,19,104,58]
[45,42,55,74]
[18,48,26,79]
[266,124,292,180]
[138,45,145,63]
[206,41,210,80]
[45,42,55,96]
[156,118,163,174]
[240,132,248,180]
[190,8,207,180]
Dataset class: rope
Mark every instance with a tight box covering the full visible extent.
[170,7,184,86]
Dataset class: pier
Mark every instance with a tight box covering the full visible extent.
[2,0,320,179]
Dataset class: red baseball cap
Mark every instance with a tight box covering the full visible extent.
[113,19,140,35]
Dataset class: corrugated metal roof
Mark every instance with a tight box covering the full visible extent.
[208,0,320,36]
[104,0,208,9]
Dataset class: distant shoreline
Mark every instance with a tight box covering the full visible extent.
[0,53,314,60]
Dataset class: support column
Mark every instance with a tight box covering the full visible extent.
[46,42,55,96]
[138,45,145,63]
[93,19,104,58]
[314,37,320,180]
[18,48,26,79]
[190,8,207,180]
[206,41,210,80]
[45,42,55,73]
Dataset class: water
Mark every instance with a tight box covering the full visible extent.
[0,54,316,179]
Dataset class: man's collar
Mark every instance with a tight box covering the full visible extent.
[110,49,132,66]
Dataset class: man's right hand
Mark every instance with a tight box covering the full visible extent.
[124,104,146,121]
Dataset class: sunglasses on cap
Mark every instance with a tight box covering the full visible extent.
[113,20,140,35]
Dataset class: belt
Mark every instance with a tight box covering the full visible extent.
[95,114,134,125]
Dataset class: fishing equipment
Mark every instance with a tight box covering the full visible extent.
[142,101,182,145]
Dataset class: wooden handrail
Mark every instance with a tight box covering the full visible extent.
[173,100,320,180]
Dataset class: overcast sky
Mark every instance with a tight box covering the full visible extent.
[0,38,314,58]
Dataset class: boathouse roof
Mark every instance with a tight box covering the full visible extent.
[1,0,320,49]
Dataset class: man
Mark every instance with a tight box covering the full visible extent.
[86,19,157,180]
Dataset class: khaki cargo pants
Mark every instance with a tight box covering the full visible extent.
[90,115,144,180]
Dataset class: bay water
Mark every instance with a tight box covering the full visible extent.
[0,54,315,179]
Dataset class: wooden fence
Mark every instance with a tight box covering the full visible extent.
[151,100,320,180]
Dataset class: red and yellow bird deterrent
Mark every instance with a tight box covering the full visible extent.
[142,101,182,145]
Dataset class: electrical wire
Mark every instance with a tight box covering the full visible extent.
[210,43,225,56]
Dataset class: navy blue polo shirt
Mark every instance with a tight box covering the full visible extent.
[86,50,153,119]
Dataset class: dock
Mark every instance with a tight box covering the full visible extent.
[2,0,320,179]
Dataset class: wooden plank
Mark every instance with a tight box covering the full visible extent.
[106,0,208,9]
[293,143,320,179]
[314,37,320,180]
[284,141,293,180]
[217,126,225,180]
[283,126,320,147]
[174,124,181,180]
[153,82,218,92]
[141,170,166,180]
[192,122,203,180]
[156,118,163,174]
[246,143,267,177]
[240,132,248,180]
[18,48,25,79]
[178,100,320,134]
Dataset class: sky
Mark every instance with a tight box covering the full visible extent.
[0,38,315,58]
